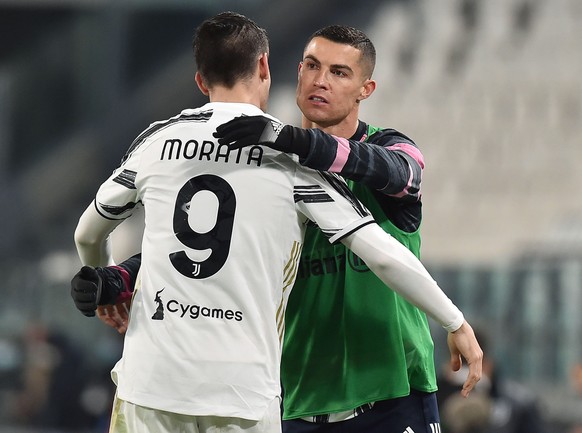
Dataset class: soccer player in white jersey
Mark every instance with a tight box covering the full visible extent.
[73,12,482,433]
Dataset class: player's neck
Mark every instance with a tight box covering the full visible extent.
[208,83,262,110]
[301,115,359,139]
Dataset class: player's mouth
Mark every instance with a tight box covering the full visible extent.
[308,94,328,104]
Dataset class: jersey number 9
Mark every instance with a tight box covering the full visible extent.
[169,174,236,279]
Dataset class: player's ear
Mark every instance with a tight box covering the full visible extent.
[195,71,209,96]
[357,78,376,102]
[258,52,270,82]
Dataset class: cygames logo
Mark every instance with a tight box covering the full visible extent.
[151,289,243,322]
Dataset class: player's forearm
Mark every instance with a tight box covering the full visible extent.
[75,234,113,267]
[74,203,122,266]
[115,253,142,292]
[297,129,422,199]
[342,224,464,332]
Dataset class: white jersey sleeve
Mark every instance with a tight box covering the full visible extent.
[342,224,464,332]
[93,122,153,221]
[292,170,374,244]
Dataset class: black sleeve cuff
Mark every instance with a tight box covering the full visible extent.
[118,253,142,289]
[276,125,311,160]
[95,266,125,305]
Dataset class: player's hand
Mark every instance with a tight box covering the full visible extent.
[447,320,483,397]
[71,266,102,317]
[214,115,286,151]
[97,299,131,334]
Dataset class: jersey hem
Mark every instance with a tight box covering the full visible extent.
[282,386,438,420]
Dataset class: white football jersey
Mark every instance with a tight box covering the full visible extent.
[94,102,374,420]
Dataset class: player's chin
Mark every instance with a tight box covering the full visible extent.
[301,107,333,125]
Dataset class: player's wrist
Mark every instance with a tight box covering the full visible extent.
[95,266,128,305]
[277,125,310,159]
[444,312,465,333]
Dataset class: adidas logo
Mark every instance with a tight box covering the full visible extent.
[271,120,283,135]
[402,423,440,433]
[429,423,441,433]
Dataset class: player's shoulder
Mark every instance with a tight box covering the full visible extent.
[119,107,220,164]
[199,102,279,123]
[118,110,191,164]
[366,124,417,148]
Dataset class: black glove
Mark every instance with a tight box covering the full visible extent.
[71,265,129,317]
[70,266,103,317]
[214,115,288,150]
[214,115,310,159]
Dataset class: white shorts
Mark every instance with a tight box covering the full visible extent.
[109,395,281,433]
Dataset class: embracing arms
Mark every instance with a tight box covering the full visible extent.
[70,224,483,396]
[214,116,423,200]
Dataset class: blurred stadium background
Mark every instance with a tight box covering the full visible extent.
[1,0,582,431]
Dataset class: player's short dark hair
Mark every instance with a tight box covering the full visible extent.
[193,12,269,88]
[306,25,376,79]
